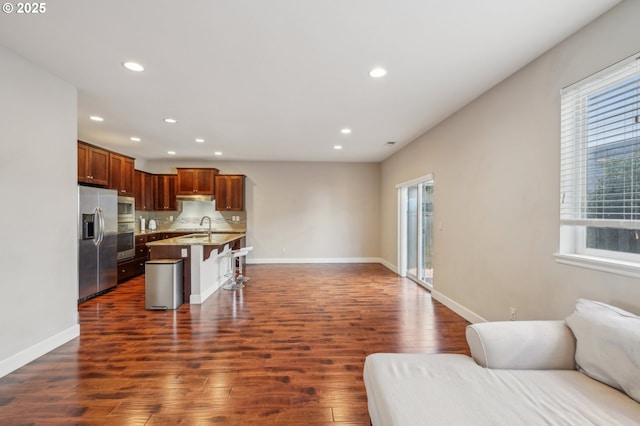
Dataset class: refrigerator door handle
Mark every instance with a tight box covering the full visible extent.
[95,207,104,246]
[99,207,105,245]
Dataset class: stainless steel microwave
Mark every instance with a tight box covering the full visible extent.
[117,196,135,222]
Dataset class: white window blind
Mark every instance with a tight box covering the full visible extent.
[560,54,640,231]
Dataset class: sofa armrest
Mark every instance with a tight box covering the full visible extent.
[465,320,576,370]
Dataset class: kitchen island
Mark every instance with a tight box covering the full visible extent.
[146,233,245,304]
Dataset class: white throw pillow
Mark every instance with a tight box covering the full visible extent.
[565,298,640,402]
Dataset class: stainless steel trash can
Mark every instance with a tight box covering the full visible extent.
[145,259,183,310]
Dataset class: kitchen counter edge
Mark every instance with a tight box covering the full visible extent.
[145,233,245,247]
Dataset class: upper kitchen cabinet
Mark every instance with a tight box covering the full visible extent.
[176,168,218,195]
[154,174,177,211]
[215,174,245,211]
[77,141,109,186]
[108,152,135,195]
[134,170,154,211]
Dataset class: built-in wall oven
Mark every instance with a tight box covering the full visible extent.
[117,196,136,261]
[117,221,135,261]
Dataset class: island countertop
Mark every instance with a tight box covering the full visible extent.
[146,232,246,304]
[146,232,245,247]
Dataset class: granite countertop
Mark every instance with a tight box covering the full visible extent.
[136,228,246,237]
[145,232,245,247]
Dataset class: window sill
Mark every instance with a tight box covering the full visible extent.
[554,253,640,279]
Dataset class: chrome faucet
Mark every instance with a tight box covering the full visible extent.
[200,216,212,241]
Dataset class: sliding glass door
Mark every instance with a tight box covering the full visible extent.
[400,176,434,288]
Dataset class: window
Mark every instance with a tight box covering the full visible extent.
[557,53,640,276]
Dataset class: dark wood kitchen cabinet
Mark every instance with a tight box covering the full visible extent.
[134,170,154,211]
[77,141,109,186]
[108,152,135,195]
[118,234,148,282]
[215,174,245,211]
[153,174,177,210]
[176,168,218,195]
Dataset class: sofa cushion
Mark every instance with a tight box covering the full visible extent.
[565,298,640,403]
[466,320,575,370]
[364,353,640,426]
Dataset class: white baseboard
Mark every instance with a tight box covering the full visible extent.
[0,324,80,379]
[379,258,398,273]
[190,276,232,304]
[248,257,383,264]
[431,290,487,324]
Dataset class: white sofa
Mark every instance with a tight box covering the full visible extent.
[364,299,640,425]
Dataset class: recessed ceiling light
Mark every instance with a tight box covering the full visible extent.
[369,67,387,78]
[341,128,352,134]
[130,137,141,142]
[122,61,144,72]
[164,118,177,124]
[334,145,343,150]
[195,138,205,143]
[214,151,222,156]
[167,151,176,155]
[89,115,104,122]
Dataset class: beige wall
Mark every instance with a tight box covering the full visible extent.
[3,0,635,379]
[381,0,640,322]
[0,46,78,376]
[142,159,381,262]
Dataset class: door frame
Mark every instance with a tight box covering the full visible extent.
[397,174,434,290]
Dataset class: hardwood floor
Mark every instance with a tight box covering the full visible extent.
[0,263,470,425]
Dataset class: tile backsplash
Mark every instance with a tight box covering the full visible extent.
[136,200,246,233]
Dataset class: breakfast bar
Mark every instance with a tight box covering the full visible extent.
[146,233,246,304]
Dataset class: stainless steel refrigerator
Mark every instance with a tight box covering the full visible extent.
[78,186,117,301]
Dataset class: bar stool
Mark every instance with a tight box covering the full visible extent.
[223,246,253,290]
[235,246,253,285]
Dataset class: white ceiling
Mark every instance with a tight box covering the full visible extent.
[0,0,620,162]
